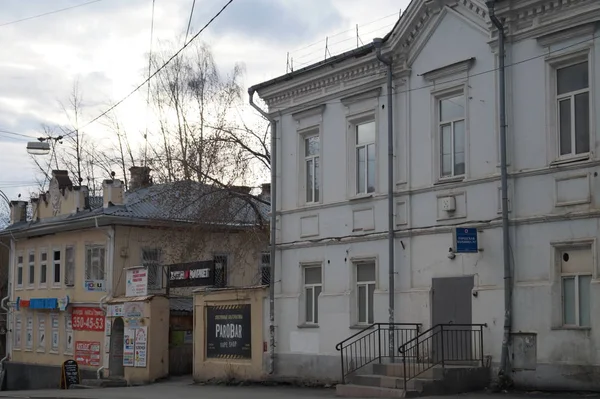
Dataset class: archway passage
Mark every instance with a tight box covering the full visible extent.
[109,317,125,378]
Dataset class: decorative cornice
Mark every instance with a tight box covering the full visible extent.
[292,104,326,122]
[421,57,475,82]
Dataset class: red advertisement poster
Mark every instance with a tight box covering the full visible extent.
[74,341,101,367]
[72,307,105,331]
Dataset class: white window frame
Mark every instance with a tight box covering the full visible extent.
[303,132,320,204]
[27,251,35,288]
[37,313,47,353]
[346,111,378,198]
[355,121,377,195]
[302,265,322,325]
[142,248,162,290]
[64,314,73,355]
[13,314,21,350]
[39,249,48,288]
[561,273,591,327]
[546,47,594,164]
[52,248,62,287]
[50,313,60,354]
[64,245,75,287]
[85,244,106,282]
[16,252,23,289]
[438,94,466,178]
[24,315,33,351]
[432,84,469,183]
[355,260,377,326]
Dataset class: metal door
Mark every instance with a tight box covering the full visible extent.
[432,276,473,363]
[109,317,125,378]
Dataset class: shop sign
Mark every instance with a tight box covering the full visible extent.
[206,304,251,359]
[16,296,69,311]
[84,280,105,292]
[126,267,148,297]
[123,328,135,367]
[168,260,215,288]
[74,341,101,367]
[72,307,105,331]
[134,327,147,368]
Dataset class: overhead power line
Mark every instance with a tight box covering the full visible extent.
[0,0,103,28]
[184,0,197,45]
[63,0,235,139]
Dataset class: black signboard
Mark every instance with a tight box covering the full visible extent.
[60,359,80,389]
[206,304,251,359]
[169,260,215,288]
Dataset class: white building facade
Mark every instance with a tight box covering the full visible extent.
[252,0,600,390]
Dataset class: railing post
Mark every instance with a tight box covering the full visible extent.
[440,325,445,368]
[340,348,345,384]
[402,345,407,390]
[479,325,484,367]
[378,325,382,364]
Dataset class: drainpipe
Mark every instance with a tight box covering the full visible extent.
[373,37,396,361]
[487,0,512,382]
[1,239,15,371]
[249,89,277,375]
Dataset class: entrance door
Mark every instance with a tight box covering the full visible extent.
[109,317,124,378]
[431,276,473,363]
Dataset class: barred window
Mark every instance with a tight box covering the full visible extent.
[260,252,270,285]
[213,254,228,288]
[142,248,162,290]
[85,245,105,281]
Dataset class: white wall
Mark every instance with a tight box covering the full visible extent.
[263,2,600,388]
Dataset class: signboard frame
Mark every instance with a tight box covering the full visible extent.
[126,267,149,297]
[72,307,105,331]
[455,227,479,253]
[168,260,215,288]
[206,304,252,359]
[60,359,80,389]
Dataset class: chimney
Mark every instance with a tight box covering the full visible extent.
[102,179,124,208]
[73,186,89,213]
[261,183,271,197]
[9,200,28,224]
[51,170,73,190]
[129,166,152,191]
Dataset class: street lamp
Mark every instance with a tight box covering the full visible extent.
[26,141,51,155]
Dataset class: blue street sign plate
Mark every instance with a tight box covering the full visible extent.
[455,228,478,253]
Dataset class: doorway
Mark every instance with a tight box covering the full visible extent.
[109,317,125,378]
[431,276,474,363]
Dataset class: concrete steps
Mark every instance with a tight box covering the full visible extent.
[336,362,490,397]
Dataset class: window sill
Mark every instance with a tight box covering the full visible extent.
[297,323,319,329]
[434,176,465,186]
[15,287,23,291]
[551,326,591,331]
[49,350,59,355]
[26,286,35,290]
[65,284,75,288]
[349,194,374,202]
[39,285,47,289]
[36,349,45,353]
[51,285,62,289]
[350,324,374,330]
[24,349,32,352]
[550,154,590,167]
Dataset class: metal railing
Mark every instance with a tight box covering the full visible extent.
[399,323,487,387]
[335,323,421,384]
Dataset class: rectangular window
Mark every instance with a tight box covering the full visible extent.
[304,135,320,203]
[28,252,35,287]
[53,250,61,286]
[37,314,46,352]
[25,315,33,350]
[439,94,466,177]
[14,314,21,349]
[355,121,376,194]
[40,251,47,287]
[64,314,73,354]
[557,61,590,157]
[356,262,376,325]
[85,245,105,281]
[50,313,60,353]
[142,248,162,290]
[260,252,271,286]
[560,246,592,327]
[304,266,322,324]
[214,254,228,288]
[16,255,23,288]
[64,246,75,286]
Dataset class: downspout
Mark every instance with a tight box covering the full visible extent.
[0,239,14,371]
[373,37,396,361]
[487,0,512,383]
[249,89,277,375]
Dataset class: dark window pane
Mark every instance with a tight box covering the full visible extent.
[17,268,22,285]
[559,99,572,155]
[575,92,590,154]
[557,62,588,95]
[54,251,61,261]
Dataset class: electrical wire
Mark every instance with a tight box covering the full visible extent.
[143,0,157,167]
[62,0,235,140]
[0,129,38,140]
[184,0,197,45]
[0,0,103,28]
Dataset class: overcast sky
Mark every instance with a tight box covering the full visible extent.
[0,0,409,207]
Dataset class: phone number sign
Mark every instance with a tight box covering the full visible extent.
[72,307,105,331]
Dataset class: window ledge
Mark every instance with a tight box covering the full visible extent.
[434,176,465,186]
[550,155,590,167]
[51,285,62,289]
[65,284,75,288]
[36,349,45,353]
[297,323,319,329]
[49,350,59,355]
[350,324,373,330]
[15,287,23,291]
[349,194,374,202]
[26,287,35,290]
[551,326,591,331]
[24,349,32,352]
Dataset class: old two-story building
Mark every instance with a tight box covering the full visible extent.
[0,167,269,390]
[251,0,600,392]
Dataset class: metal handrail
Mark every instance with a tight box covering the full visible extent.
[335,322,421,384]
[398,323,488,388]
